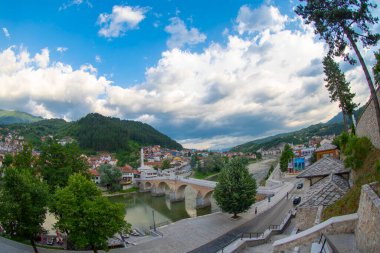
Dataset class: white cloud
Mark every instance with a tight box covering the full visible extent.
[97,5,148,38]
[56,47,68,53]
[59,0,92,10]
[2,27,10,38]
[164,17,206,49]
[236,4,288,34]
[0,3,374,150]
[95,55,102,63]
[80,64,97,74]
[0,46,111,120]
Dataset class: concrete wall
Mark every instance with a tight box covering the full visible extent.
[295,207,318,231]
[356,88,380,149]
[273,213,358,252]
[355,183,380,253]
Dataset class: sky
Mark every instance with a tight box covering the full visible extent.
[0,0,379,150]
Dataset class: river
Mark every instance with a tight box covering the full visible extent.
[109,186,219,232]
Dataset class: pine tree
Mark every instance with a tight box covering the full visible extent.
[296,0,380,139]
[323,56,358,131]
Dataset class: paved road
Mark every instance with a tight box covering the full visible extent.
[188,197,293,253]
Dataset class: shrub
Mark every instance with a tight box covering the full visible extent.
[344,136,373,170]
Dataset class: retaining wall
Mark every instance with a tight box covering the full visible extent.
[355,183,380,253]
[356,87,380,149]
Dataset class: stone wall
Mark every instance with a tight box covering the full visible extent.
[356,87,380,149]
[355,183,380,253]
[273,213,358,252]
[295,207,318,231]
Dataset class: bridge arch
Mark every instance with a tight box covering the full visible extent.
[157,181,171,194]
[145,181,152,189]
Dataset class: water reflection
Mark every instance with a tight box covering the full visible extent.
[109,186,218,231]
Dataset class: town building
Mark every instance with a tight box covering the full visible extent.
[315,143,339,161]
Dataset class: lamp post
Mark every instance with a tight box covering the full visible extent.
[152,210,156,231]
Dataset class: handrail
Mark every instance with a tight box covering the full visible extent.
[318,233,340,253]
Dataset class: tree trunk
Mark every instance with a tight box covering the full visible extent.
[345,31,380,139]
[30,238,39,253]
[92,245,98,253]
[342,110,348,132]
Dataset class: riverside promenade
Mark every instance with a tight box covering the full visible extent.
[0,162,294,253]
[0,179,294,253]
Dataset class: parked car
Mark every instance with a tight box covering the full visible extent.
[297,183,303,189]
[293,196,301,205]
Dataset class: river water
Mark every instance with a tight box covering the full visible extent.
[109,186,218,232]
[109,159,277,232]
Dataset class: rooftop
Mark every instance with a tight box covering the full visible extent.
[297,157,349,179]
[299,174,350,207]
[315,143,337,152]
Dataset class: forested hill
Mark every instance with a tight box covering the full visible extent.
[230,122,344,153]
[0,109,42,125]
[69,113,183,151]
[0,113,182,151]
[231,106,365,153]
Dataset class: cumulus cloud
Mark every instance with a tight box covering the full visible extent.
[236,4,288,34]
[2,27,10,38]
[0,3,374,149]
[0,46,111,120]
[164,17,206,49]
[97,5,148,38]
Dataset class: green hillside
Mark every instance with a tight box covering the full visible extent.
[0,109,42,125]
[231,122,344,153]
[0,113,182,151]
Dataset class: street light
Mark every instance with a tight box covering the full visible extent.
[152,210,156,231]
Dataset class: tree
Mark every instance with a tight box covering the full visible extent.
[323,56,358,131]
[52,174,128,253]
[280,144,294,172]
[38,139,88,189]
[190,154,198,168]
[161,159,171,170]
[374,50,380,86]
[2,153,13,167]
[214,158,257,218]
[296,0,380,139]
[13,144,35,169]
[99,164,122,192]
[0,168,49,253]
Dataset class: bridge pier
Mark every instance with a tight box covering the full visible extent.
[151,187,166,197]
[195,195,211,209]
[169,191,185,203]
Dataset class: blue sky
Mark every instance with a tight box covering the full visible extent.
[0,0,378,149]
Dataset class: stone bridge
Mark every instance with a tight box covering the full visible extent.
[137,176,216,209]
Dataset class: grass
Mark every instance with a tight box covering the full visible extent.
[192,170,219,180]
[322,148,380,220]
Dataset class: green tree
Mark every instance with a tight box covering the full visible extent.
[190,154,198,168]
[13,144,35,169]
[2,153,13,167]
[161,159,171,170]
[0,168,49,253]
[52,174,128,253]
[38,139,88,189]
[200,154,225,173]
[374,50,380,86]
[296,0,380,140]
[344,136,373,170]
[214,158,257,218]
[323,56,358,131]
[99,164,122,192]
[280,144,294,172]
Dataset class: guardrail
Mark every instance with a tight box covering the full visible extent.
[240,232,264,239]
[318,234,339,253]
[149,220,171,230]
